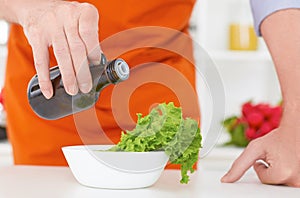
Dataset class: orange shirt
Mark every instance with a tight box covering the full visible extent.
[5,0,199,167]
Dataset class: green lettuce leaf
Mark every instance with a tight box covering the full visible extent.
[108,102,202,184]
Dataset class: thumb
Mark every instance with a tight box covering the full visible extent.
[221,141,265,183]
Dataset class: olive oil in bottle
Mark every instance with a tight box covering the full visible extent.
[27,54,129,120]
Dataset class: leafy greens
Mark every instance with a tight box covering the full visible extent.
[108,102,202,184]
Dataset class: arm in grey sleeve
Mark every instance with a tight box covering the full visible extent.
[250,0,300,36]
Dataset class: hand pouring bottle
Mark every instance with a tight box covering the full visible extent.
[27,54,129,120]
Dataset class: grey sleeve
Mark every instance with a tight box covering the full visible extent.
[250,0,300,36]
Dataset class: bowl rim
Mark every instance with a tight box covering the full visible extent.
[62,145,166,153]
[62,144,170,174]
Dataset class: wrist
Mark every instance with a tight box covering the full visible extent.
[278,110,300,136]
[281,99,300,118]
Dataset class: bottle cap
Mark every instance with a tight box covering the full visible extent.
[114,59,130,81]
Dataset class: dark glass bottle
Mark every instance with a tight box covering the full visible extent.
[27,54,129,120]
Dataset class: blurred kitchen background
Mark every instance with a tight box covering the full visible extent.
[0,0,281,165]
[190,0,281,145]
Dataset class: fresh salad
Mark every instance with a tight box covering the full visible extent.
[109,102,202,184]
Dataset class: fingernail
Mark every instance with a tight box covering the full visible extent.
[94,60,101,65]
[90,60,101,66]
[80,83,92,93]
[68,84,78,95]
[221,173,229,183]
[43,89,53,99]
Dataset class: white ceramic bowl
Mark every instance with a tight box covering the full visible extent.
[62,145,169,189]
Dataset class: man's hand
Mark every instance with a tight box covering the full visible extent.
[221,128,300,187]
[221,8,300,187]
[5,0,101,98]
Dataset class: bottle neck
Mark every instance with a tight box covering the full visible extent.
[105,58,130,84]
[95,58,129,92]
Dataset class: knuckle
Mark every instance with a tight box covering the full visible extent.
[247,139,261,150]
[26,28,42,45]
[66,29,80,44]
[68,40,86,58]
[53,31,64,42]
[231,158,243,169]
[56,3,73,14]
[54,46,68,57]
[44,11,56,22]
[70,40,85,51]
[80,3,97,12]
[27,26,40,37]
[24,11,54,40]
[80,3,99,20]
[230,161,239,169]
[34,61,46,70]
[67,25,78,36]
[70,1,80,6]
[23,14,39,32]
[79,28,94,38]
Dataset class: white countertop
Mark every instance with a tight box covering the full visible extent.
[0,142,299,198]
[0,164,299,198]
[0,140,13,167]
